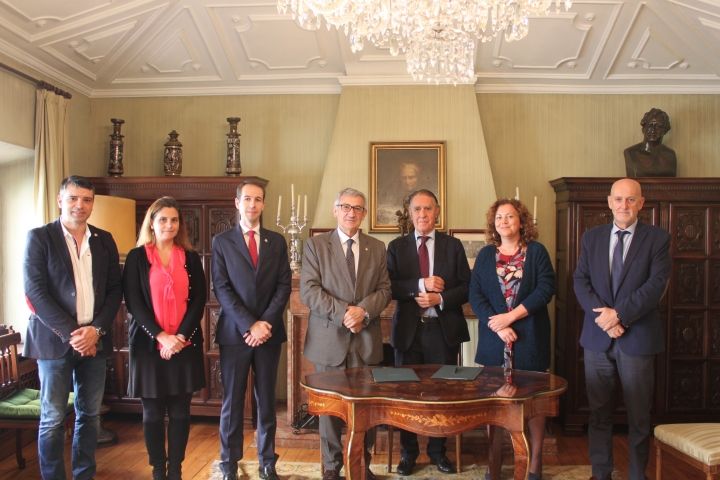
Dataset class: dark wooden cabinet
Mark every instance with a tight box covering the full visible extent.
[551,177,720,435]
[90,176,267,424]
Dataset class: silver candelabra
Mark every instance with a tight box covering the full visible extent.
[277,202,307,274]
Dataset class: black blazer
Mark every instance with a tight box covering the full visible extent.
[23,219,123,359]
[469,241,555,371]
[123,246,206,351]
[211,225,292,345]
[574,221,671,356]
[386,231,471,351]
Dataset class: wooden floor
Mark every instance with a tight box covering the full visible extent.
[0,413,707,479]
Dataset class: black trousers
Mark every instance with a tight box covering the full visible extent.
[584,340,655,480]
[218,342,282,475]
[395,321,459,461]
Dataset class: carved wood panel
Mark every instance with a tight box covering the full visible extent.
[210,208,237,240]
[674,261,706,306]
[209,357,223,401]
[669,363,703,411]
[712,208,720,255]
[671,313,704,356]
[674,208,706,254]
[183,208,202,250]
[712,313,720,357]
[208,306,220,350]
[710,364,720,408]
[579,206,613,233]
[713,263,720,306]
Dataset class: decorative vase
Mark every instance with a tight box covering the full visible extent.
[107,119,125,177]
[226,117,242,176]
[163,130,182,176]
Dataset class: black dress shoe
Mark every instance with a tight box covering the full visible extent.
[259,466,280,480]
[396,458,416,476]
[222,473,238,480]
[322,470,341,480]
[430,456,456,474]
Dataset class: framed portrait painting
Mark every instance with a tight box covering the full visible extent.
[449,230,486,270]
[369,141,446,233]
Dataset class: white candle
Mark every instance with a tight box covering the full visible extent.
[304,195,307,219]
[515,187,519,200]
[277,196,282,217]
[533,196,537,219]
[297,195,301,216]
[291,184,294,206]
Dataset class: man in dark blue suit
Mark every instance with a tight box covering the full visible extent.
[574,178,671,480]
[212,180,292,480]
[24,175,123,480]
[386,190,470,475]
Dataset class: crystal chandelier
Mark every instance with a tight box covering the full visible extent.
[277,0,572,85]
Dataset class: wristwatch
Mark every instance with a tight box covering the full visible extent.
[362,310,371,327]
[94,326,106,337]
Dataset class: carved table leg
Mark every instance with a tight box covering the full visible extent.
[488,426,503,480]
[508,430,530,480]
[344,404,366,480]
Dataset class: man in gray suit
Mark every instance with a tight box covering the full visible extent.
[301,187,392,480]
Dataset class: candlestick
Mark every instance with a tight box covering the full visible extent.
[277,187,308,274]
[277,196,282,218]
[515,187,519,201]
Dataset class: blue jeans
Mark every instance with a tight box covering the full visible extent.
[38,351,107,480]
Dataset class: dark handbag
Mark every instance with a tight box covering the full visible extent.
[291,404,318,433]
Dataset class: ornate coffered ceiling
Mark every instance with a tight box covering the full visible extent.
[0,0,718,97]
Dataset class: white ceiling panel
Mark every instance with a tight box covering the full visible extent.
[0,0,718,95]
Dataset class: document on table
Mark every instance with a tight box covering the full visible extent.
[372,367,420,383]
[431,365,483,381]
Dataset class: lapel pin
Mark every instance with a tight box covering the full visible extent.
[264,239,268,242]
[93,233,98,236]
[365,247,368,251]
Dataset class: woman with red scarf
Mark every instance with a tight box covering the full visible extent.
[124,197,206,480]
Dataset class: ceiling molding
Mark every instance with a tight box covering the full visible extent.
[0,0,718,96]
[0,37,94,96]
[89,83,342,97]
[474,82,720,93]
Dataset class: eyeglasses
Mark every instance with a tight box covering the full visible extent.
[335,204,366,214]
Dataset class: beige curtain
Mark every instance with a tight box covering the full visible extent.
[33,88,70,224]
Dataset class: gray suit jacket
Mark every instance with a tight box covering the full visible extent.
[300,229,392,367]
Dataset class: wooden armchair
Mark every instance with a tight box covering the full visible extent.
[0,327,74,468]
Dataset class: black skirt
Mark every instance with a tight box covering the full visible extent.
[128,343,206,398]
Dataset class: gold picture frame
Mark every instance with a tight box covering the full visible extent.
[369,141,446,233]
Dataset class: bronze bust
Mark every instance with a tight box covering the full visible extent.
[624,108,677,177]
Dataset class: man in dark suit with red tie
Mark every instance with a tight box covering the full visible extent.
[386,189,471,476]
[212,180,292,480]
[574,178,671,480]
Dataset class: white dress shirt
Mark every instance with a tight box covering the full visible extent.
[61,222,94,325]
[415,229,444,312]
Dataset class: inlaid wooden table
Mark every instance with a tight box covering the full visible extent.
[302,365,567,480]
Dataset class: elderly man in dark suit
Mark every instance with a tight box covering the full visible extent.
[301,187,392,480]
[23,175,123,480]
[386,189,470,475]
[574,178,671,480]
[212,180,292,480]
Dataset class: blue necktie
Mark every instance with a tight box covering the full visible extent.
[612,230,630,297]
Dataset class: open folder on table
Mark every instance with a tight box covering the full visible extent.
[431,365,483,381]
[372,367,420,383]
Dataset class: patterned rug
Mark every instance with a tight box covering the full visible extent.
[208,461,623,479]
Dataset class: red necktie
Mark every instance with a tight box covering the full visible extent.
[418,236,430,314]
[247,230,258,269]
